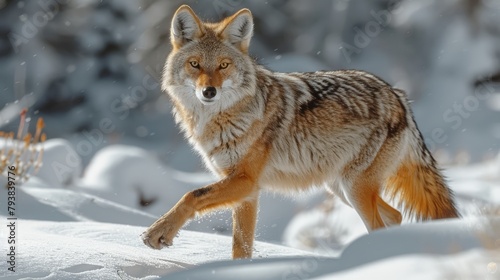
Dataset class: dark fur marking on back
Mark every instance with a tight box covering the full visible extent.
[299,79,339,114]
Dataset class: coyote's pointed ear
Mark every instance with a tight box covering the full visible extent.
[170,5,205,49]
[220,9,254,53]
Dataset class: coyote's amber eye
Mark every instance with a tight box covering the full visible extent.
[220,62,229,69]
[189,61,199,68]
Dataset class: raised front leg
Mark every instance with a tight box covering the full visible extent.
[232,197,258,259]
[142,140,269,258]
[141,173,258,250]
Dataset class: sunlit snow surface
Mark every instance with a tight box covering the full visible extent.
[0,139,499,279]
[0,220,311,280]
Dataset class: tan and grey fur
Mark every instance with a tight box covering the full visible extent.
[142,5,459,259]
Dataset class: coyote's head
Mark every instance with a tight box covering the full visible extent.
[163,5,256,109]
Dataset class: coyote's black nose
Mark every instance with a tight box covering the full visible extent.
[202,87,217,99]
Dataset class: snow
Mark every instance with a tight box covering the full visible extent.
[314,249,500,280]
[1,140,500,279]
[0,220,310,280]
[157,217,500,280]
[35,138,82,188]
[283,197,367,255]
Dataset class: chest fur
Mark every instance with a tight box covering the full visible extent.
[189,110,264,175]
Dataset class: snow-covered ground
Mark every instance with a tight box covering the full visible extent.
[1,139,499,279]
[0,220,312,280]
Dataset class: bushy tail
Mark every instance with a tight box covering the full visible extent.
[385,158,459,220]
[385,89,459,220]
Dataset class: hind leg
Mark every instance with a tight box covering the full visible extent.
[343,178,386,231]
[340,127,406,231]
[330,178,401,228]
[340,179,401,230]
[342,162,402,230]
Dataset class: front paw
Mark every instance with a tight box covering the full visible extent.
[141,222,177,250]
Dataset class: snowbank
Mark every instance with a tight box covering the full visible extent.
[159,217,500,279]
[0,219,311,280]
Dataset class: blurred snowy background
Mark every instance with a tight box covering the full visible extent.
[1,0,500,246]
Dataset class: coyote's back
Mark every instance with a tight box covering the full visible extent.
[142,5,459,259]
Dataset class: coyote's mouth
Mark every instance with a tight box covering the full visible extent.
[199,98,216,105]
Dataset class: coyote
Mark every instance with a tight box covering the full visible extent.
[142,5,459,259]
